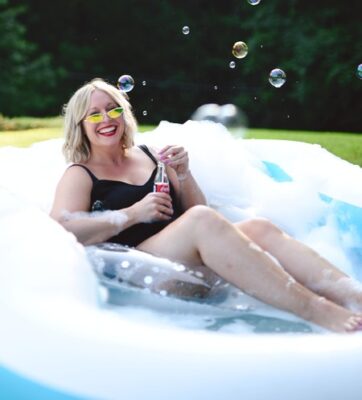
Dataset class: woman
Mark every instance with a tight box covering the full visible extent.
[51,78,362,333]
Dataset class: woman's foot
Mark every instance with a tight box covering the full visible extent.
[307,295,362,333]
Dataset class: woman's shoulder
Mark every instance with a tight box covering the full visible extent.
[136,144,159,160]
[63,163,97,182]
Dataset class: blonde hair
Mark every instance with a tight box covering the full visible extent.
[62,78,138,163]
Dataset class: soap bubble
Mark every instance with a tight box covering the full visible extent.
[357,64,362,79]
[191,103,248,137]
[229,61,236,69]
[117,75,135,92]
[182,26,190,35]
[269,68,287,88]
[247,0,261,5]
[232,41,248,59]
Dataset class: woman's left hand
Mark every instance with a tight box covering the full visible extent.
[158,145,189,178]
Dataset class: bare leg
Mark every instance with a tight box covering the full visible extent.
[138,206,362,332]
[237,218,362,311]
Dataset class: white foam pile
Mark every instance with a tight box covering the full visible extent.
[0,120,361,333]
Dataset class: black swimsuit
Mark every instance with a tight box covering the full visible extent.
[70,145,182,247]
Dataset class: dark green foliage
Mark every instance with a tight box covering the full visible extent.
[2,0,362,131]
[0,0,61,116]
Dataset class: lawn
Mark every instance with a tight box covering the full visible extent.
[0,116,361,167]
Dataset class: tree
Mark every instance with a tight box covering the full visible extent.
[0,0,59,116]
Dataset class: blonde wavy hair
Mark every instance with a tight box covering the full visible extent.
[62,78,138,163]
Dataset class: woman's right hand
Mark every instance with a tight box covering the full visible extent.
[130,192,174,223]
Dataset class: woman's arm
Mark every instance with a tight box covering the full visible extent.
[50,166,173,245]
[50,167,129,245]
[158,145,207,210]
[168,168,207,210]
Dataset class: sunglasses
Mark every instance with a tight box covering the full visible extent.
[84,107,124,124]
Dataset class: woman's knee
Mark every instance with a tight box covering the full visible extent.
[183,205,225,229]
[239,217,283,243]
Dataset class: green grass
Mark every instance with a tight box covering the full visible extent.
[0,115,63,131]
[0,120,155,148]
[0,117,361,167]
[246,129,362,167]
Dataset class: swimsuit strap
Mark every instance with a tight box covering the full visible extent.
[138,144,158,165]
[68,164,98,183]
[69,146,157,181]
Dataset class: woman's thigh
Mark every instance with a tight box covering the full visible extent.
[137,212,203,267]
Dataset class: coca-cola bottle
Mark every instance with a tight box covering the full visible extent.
[153,162,170,193]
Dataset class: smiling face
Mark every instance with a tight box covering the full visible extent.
[82,89,125,149]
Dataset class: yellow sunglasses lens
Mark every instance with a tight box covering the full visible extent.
[85,107,124,123]
[107,107,124,118]
[86,114,103,123]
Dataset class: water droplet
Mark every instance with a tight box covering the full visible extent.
[269,68,286,88]
[214,85,218,90]
[144,276,153,285]
[174,264,186,272]
[287,114,290,119]
[254,96,257,101]
[143,110,148,116]
[260,44,263,48]
[182,26,190,35]
[159,290,167,297]
[152,266,160,273]
[195,271,204,278]
[142,80,147,86]
[357,64,362,79]
[232,41,248,59]
[117,75,135,92]
[229,61,236,69]
[235,304,249,311]
[247,0,261,5]
[121,260,130,269]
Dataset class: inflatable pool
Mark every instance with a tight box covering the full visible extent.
[1,121,362,400]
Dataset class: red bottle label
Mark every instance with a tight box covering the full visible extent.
[154,183,170,193]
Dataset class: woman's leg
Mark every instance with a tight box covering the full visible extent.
[138,206,362,332]
[236,218,362,311]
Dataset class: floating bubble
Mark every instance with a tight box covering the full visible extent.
[182,26,190,35]
[232,41,248,59]
[229,61,236,69]
[191,103,248,137]
[143,110,148,116]
[117,75,135,92]
[142,80,147,86]
[144,276,153,285]
[357,64,362,79]
[269,68,287,88]
[247,0,261,5]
